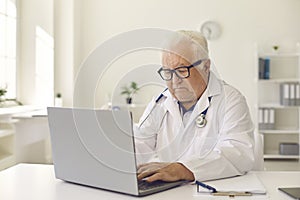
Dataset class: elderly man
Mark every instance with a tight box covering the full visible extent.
[135,30,255,182]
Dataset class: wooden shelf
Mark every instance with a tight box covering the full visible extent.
[264,154,299,160]
[258,78,300,83]
[259,52,300,58]
[258,103,300,109]
[260,129,300,134]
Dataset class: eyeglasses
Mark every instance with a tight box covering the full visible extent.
[157,59,205,81]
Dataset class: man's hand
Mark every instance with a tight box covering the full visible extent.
[137,162,195,182]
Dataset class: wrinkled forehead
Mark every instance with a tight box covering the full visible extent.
[162,38,195,63]
[161,52,190,68]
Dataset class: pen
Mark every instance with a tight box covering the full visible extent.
[195,181,217,193]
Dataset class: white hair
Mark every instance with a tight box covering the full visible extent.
[162,30,209,64]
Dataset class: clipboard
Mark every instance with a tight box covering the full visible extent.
[196,173,267,197]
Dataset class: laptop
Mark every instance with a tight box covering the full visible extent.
[47,107,187,196]
[278,187,300,200]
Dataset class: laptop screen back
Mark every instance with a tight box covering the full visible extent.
[47,107,139,195]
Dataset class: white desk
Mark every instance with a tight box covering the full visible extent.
[0,164,299,200]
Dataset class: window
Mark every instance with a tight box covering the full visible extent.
[0,0,16,99]
[35,26,54,106]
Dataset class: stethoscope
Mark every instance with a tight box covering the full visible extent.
[139,89,212,128]
[195,96,212,128]
[138,89,167,128]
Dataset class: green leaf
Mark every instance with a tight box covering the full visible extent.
[120,81,139,97]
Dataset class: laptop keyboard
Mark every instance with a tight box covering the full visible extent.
[138,180,171,191]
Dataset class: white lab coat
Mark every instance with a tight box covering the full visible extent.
[134,72,255,181]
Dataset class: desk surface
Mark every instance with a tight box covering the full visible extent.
[0,164,299,200]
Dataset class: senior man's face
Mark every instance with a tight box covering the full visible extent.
[162,52,209,103]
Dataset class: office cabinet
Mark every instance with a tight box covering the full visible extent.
[255,44,300,160]
[0,115,16,170]
[13,116,52,164]
[0,106,46,170]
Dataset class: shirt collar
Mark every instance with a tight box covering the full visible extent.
[178,101,196,115]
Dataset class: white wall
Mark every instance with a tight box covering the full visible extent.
[72,0,300,119]
[17,0,300,119]
[53,0,74,106]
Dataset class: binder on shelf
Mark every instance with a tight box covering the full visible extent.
[279,82,300,106]
[280,83,290,106]
[290,83,296,106]
[263,109,269,130]
[258,108,264,130]
[296,83,300,106]
[268,108,275,130]
[259,108,275,130]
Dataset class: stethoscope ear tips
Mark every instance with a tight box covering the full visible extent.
[195,114,207,128]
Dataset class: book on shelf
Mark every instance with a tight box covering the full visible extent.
[258,57,270,79]
[258,58,265,79]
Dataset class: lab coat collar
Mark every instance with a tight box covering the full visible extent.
[185,72,223,128]
[163,90,182,121]
[192,72,223,112]
[206,72,222,97]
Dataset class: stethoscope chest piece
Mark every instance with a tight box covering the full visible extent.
[195,114,207,128]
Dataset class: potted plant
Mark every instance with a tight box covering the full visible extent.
[120,81,139,104]
[55,93,63,107]
[0,88,7,103]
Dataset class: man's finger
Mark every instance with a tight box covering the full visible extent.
[137,164,155,174]
[137,163,149,169]
[145,172,165,182]
[137,169,157,180]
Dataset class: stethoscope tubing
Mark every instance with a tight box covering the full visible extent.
[139,89,212,129]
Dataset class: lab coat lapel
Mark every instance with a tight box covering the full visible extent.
[184,72,222,130]
[163,91,182,127]
[168,97,209,161]
[185,91,209,129]
[160,91,186,161]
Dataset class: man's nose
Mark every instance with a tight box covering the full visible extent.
[172,73,182,84]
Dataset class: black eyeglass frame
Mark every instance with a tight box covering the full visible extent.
[157,59,206,81]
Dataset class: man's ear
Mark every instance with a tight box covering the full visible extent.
[203,59,210,74]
